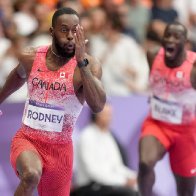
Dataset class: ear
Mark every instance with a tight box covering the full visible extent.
[50,27,54,36]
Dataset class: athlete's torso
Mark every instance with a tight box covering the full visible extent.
[149,48,196,125]
[21,46,83,143]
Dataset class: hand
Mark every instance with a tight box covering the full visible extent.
[74,25,86,63]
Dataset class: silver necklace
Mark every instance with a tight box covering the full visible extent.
[51,48,65,58]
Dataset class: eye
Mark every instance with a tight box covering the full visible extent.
[174,34,181,39]
[72,28,77,33]
[61,28,68,33]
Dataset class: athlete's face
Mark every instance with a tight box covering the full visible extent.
[51,14,79,58]
[162,24,187,61]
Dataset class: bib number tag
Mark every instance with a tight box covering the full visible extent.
[23,100,64,132]
[151,96,183,124]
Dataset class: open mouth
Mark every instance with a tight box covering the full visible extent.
[65,43,74,52]
[67,44,74,49]
[165,45,176,58]
[63,45,74,54]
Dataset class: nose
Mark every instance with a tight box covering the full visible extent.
[67,30,74,41]
[167,35,175,43]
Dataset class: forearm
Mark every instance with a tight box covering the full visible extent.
[0,68,26,104]
[80,67,106,113]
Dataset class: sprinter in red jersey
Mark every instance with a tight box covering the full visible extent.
[138,22,196,196]
[0,7,106,196]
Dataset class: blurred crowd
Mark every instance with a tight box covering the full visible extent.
[1,0,196,101]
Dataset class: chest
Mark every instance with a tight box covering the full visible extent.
[46,58,82,92]
[150,64,192,92]
[28,58,83,102]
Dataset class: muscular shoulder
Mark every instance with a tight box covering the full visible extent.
[19,46,37,65]
[147,46,160,70]
[85,53,102,79]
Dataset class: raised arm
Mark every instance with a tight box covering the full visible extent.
[74,25,106,112]
[0,47,35,104]
[79,56,106,113]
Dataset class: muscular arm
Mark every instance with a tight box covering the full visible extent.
[190,60,196,89]
[0,47,36,104]
[0,65,26,104]
[74,25,106,112]
[79,56,106,113]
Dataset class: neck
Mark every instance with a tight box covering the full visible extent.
[165,50,186,68]
[48,46,72,67]
[51,47,67,59]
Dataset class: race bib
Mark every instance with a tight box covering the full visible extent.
[23,100,64,132]
[151,96,183,124]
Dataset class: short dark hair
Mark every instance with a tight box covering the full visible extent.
[52,7,79,27]
[165,21,188,38]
